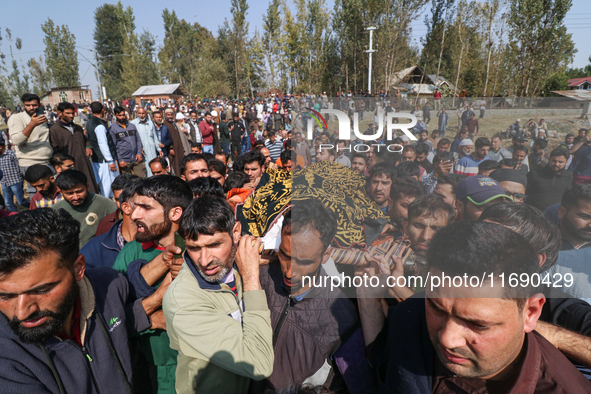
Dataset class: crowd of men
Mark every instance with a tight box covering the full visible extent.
[0,92,591,393]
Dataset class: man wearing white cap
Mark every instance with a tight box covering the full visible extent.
[175,112,191,157]
[453,138,474,172]
[455,137,491,177]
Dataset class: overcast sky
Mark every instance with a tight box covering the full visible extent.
[3,0,590,95]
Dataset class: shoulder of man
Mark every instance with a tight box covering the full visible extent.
[112,241,144,274]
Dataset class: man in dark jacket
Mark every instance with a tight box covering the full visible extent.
[163,108,184,176]
[527,148,573,212]
[109,106,145,178]
[364,221,591,393]
[0,209,169,393]
[81,175,141,268]
[86,102,118,197]
[259,199,375,394]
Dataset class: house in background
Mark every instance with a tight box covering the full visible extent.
[568,77,591,90]
[390,66,455,98]
[40,86,93,108]
[132,83,189,107]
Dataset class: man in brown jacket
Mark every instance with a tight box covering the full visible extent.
[163,108,186,176]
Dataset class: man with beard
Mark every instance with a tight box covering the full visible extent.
[368,163,396,214]
[25,164,63,209]
[367,190,455,303]
[7,93,53,194]
[81,175,142,268]
[49,102,99,193]
[131,107,161,177]
[527,148,573,211]
[389,176,426,233]
[259,199,375,393]
[179,153,210,182]
[52,170,117,248]
[0,208,166,393]
[455,137,491,177]
[163,196,274,393]
[86,102,118,197]
[112,175,193,394]
[199,112,215,154]
[163,108,186,176]
[361,221,591,393]
[556,184,591,251]
[109,106,145,178]
[351,152,368,176]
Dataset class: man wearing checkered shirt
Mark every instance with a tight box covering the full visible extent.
[0,134,27,212]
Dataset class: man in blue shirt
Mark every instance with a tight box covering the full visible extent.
[109,106,145,178]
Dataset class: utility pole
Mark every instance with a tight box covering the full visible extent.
[365,26,377,95]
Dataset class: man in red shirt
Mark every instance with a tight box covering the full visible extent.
[199,112,214,154]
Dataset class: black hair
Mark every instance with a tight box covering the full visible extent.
[500,158,520,168]
[49,152,74,168]
[414,142,430,155]
[280,149,296,166]
[57,102,75,112]
[111,173,139,193]
[284,140,294,149]
[351,152,367,164]
[407,194,455,225]
[134,175,193,213]
[149,157,169,169]
[395,161,421,179]
[427,221,539,303]
[191,142,203,149]
[252,140,265,149]
[90,101,103,114]
[113,106,125,115]
[435,174,467,195]
[390,176,425,202]
[268,130,276,137]
[479,202,560,272]
[55,169,87,191]
[215,150,228,158]
[513,145,528,154]
[242,151,265,167]
[369,162,396,181]
[220,112,227,121]
[180,153,207,176]
[24,164,53,184]
[533,138,548,149]
[0,208,80,275]
[179,196,235,241]
[119,177,143,205]
[202,152,215,162]
[438,138,450,146]
[188,177,225,198]
[283,198,337,249]
[550,147,570,160]
[21,93,40,103]
[561,184,591,211]
[475,137,491,149]
[208,159,227,177]
[478,160,501,172]
[224,171,250,193]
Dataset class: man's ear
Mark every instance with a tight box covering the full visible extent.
[523,294,545,333]
[232,222,242,244]
[50,176,55,183]
[180,175,186,181]
[557,205,566,221]
[537,253,547,269]
[73,254,86,282]
[321,246,333,265]
[169,207,183,222]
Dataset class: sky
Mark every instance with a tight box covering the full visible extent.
[2,0,590,96]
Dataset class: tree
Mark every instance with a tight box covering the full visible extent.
[262,0,282,90]
[27,56,50,96]
[507,0,576,97]
[41,19,79,87]
[93,2,135,98]
[421,0,456,78]
[224,0,250,98]
[120,30,160,96]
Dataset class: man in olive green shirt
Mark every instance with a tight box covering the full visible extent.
[52,169,116,248]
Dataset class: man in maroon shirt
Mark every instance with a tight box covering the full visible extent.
[199,112,214,154]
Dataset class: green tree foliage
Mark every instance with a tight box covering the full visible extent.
[41,19,80,87]
[506,0,576,97]
[159,9,230,98]
[27,56,50,96]
[120,30,160,97]
[93,2,135,98]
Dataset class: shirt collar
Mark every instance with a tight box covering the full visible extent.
[142,241,166,251]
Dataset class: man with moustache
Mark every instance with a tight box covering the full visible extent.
[162,108,185,176]
[361,221,591,393]
[51,169,117,248]
[112,175,193,394]
[49,102,99,193]
[7,93,53,193]
[131,107,161,177]
[0,209,167,393]
[163,196,274,394]
[25,164,63,209]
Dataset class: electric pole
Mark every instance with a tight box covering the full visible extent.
[365,26,377,95]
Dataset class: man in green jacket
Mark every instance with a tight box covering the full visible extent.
[163,195,274,394]
[219,112,231,157]
[113,175,193,394]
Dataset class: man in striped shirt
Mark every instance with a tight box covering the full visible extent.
[265,131,284,161]
[455,137,491,177]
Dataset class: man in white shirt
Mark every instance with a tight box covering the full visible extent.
[87,102,118,197]
[131,107,161,177]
